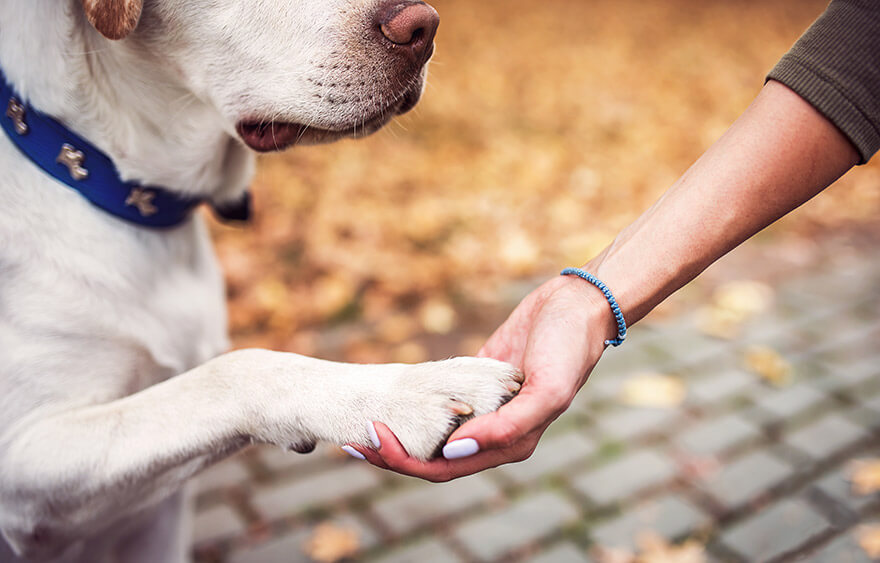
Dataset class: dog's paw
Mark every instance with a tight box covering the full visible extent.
[376,357,522,460]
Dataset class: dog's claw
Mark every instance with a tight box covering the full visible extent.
[289,440,317,454]
[506,380,522,394]
[449,400,474,416]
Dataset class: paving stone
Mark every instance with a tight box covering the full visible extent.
[228,514,378,563]
[802,528,876,562]
[498,432,595,485]
[372,474,500,536]
[373,538,462,563]
[192,503,247,545]
[814,357,880,394]
[697,450,794,511]
[687,369,757,406]
[522,542,594,563]
[719,498,830,562]
[862,393,880,414]
[194,457,251,494]
[228,530,314,563]
[586,340,666,401]
[673,413,763,457]
[572,450,677,507]
[452,492,580,561]
[590,494,710,551]
[252,464,382,520]
[595,407,682,442]
[642,328,728,366]
[785,414,871,460]
[750,384,829,425]
[813,464,880,513]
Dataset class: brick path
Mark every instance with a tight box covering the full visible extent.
[192,244,880,563]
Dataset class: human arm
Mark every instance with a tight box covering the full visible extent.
[353,78,860,481]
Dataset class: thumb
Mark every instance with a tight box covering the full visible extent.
[445,384,563,452]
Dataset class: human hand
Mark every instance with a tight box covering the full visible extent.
[350,273,616,481]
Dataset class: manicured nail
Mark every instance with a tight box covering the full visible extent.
[442,438,480,460]
[367,422,382,449]
[341,445,366,460]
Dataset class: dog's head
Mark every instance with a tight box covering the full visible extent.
[81,0,439,152]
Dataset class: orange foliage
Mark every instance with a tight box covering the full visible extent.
[213,0,880,356]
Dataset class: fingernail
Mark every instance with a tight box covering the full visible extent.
[367,422,382,449]
[442,438,480,460]
[341,445,366,460]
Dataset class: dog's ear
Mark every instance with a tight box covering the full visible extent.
[80,0,144,40]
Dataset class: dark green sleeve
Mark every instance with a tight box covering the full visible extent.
[767,0,880,164]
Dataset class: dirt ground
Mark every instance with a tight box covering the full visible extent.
[212,0,880,358]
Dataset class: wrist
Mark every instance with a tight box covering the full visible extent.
[556,271,621,349]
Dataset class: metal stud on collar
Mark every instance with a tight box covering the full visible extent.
[125,187,159,217]
[6,97,28,135]
[56,143,89,181]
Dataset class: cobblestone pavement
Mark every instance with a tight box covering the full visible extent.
[191,245,880,563]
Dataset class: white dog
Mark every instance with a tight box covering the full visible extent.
[0,1,521,561]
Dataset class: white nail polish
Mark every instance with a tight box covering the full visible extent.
[342,445,366,460]
[367,422,381,449]
[442,438,480,460]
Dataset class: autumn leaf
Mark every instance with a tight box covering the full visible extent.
[393,342,429,363]
[498,229,540,275]
[592,545,636,563]
[593,532,707,563]
[419,298,457,334]
[619,373,687,408]
[377,313,418,344]
[637,532,707,563]
[857,525,880,558]
[849,458,880,496]
[696,281,774,339]
[303,523,360,563]
[743,345,792,387]
[311,274,357,319]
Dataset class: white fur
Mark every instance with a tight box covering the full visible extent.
[0,1,518,561]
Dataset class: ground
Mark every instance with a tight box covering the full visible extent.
[192,239,880,562]
[195,0,880,561]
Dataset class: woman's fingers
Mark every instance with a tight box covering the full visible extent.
[365,422,541,482]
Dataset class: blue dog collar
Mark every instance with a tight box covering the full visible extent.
[0,67,250,229]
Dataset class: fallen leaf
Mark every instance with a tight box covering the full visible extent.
[743,345,792,387]
[303,523,360,563]
[850,459,880,496]
[858,525,880,558]
[619,373,687,408]
[637,531,707,563]
[419,298,457,334]
[592,545,636,563]
[311,274,357,319]
[696,281,774,339]
[714,281,774,318]
[392,342,429,364]
[499,229,540,275]
[377,313,418,344]
[593,532,707,563]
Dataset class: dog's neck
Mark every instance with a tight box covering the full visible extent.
[0,0,253,203]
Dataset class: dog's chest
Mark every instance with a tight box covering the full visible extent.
[1,181,230,390]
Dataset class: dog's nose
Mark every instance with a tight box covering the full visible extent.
[376,1,439,64]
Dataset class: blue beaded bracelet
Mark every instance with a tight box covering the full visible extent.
[560,267,627,347]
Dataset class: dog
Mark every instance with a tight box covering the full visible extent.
[0,1,522,561]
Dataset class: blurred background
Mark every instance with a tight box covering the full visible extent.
[196,1,880,561]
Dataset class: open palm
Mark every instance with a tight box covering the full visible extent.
[356,275,611,481]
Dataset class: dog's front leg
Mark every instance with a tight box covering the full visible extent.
[0,349,518,559]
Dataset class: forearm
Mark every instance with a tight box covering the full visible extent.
[584,80,859,334]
